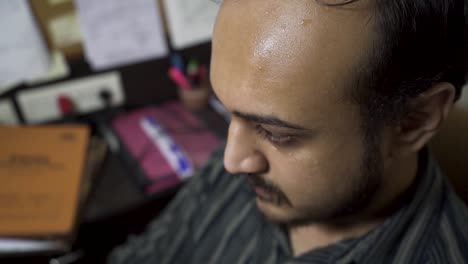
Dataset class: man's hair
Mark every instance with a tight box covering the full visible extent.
[327,0,468,131]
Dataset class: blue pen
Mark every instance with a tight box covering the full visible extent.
[171,54,186,74]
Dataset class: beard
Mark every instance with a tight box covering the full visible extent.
[247,131,384,227]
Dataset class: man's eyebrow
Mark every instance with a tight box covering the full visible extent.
[232,111,309,130]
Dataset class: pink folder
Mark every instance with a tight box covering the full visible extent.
[112,102,222,194]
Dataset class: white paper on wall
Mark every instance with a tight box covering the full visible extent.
[76,0,168,70]
[0,0,50,93]
[163,0,219,50]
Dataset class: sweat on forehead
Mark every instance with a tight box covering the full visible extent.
[211,0,375,100]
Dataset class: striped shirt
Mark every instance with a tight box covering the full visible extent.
[108,147,468,263]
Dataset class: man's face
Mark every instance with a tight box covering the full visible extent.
[211,0,381,225]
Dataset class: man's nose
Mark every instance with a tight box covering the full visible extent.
[223,120,268,175]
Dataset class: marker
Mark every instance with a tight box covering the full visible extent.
[170,54,185,73]
[187,60,199,75]
[169,67,192,91]
[187,60,200,86]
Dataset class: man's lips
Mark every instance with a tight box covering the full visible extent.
[247,178,275,201]
[246,176,292,206]
[254,186,273,200]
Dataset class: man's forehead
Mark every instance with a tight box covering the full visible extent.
[210,0,376,125]
[211,0,375,88]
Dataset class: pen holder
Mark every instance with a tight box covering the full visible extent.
[178,83,211,111]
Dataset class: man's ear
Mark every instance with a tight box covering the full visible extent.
[395,82,456,153]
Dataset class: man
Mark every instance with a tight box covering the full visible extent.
[109,0,468,263]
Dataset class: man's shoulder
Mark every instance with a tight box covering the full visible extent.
[440,187,468,242]
[423,187,468,263]
[370,156,468,264]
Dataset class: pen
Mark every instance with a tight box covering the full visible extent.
[169,67,192,91]
[187,60,199,75]
[170,54,186,74]
[187,59,200,86]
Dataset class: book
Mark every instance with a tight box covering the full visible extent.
[0,125,101,255]
[112,102,221,195]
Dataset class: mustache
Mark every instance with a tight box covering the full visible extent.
[247,173,291,205]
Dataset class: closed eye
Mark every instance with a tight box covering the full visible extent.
[255,125,295,146]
